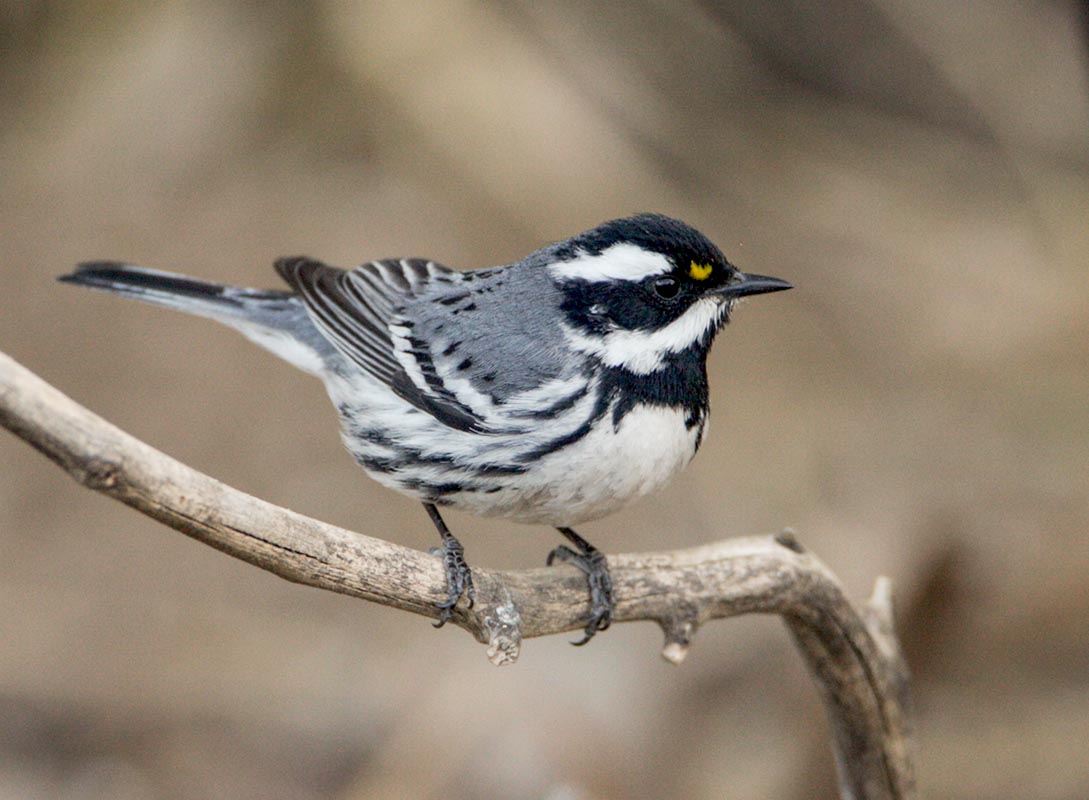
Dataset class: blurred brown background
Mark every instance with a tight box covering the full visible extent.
[1,2,1087,798]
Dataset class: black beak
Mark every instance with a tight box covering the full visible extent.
[719,271,793,299]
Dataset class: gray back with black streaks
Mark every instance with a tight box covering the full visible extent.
[403,261,571,401]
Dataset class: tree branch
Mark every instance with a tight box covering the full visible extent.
[0,350,915,799]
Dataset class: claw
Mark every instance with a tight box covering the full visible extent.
[433,534,475,627]
[549,529,614,645]
[424,503,475,627]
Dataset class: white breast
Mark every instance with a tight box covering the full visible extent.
[454,403,704,526]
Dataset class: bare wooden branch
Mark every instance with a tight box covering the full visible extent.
[0,350,916,799]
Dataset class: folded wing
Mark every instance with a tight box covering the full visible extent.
[275,256,488,432]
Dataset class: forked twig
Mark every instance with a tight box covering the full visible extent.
[0,350,915,798]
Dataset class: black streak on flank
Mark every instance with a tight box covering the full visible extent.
[352,441,528,477]
[518,384,613,462]
[425,482,471,497]
[692,419,707,452]
[451,302,477,315]
[519,349,710,462]
[356,454,397,473]
[442,341,460,357]
[507,383,590,419]
[457,358,473,371]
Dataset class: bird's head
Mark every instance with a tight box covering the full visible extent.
[544,214,791,374]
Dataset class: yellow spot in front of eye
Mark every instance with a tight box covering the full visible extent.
[689,262,713,281]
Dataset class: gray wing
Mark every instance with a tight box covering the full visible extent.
[274,256,487,432]
[401,263,572,404]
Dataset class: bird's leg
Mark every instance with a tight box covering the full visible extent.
[424,503,475,627]
[548,527,613,645]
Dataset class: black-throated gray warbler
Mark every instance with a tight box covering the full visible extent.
[60,214,790,644]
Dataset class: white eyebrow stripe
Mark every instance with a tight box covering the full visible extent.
[548,243,672,283]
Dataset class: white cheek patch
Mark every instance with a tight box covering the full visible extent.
[548,243,672,283]
[563,298,727,374]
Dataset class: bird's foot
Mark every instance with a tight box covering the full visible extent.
[423,503,475,627]
[430,534,475,627]
[548,533,613,645]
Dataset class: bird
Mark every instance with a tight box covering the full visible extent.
[59,213,791,644]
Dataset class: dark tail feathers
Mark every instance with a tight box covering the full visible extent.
[59,262,292,307]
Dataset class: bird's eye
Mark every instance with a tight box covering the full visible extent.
[652,276,680,299]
